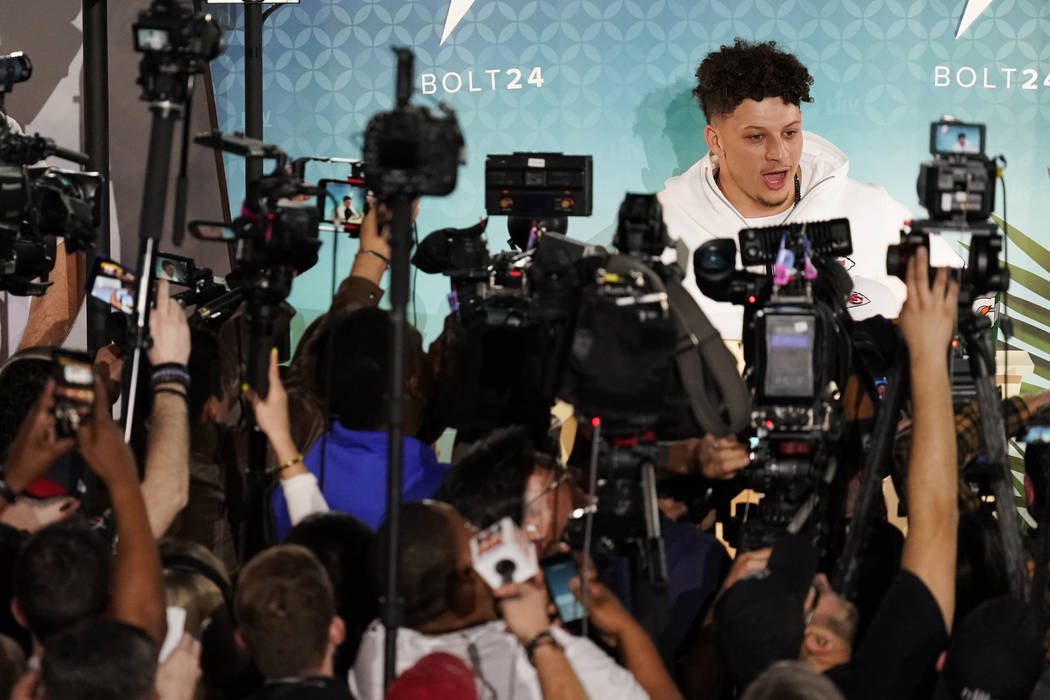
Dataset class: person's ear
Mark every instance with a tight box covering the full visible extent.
[802,628,831,654]
[329,616,346,646]
[234,628,249,651]
[10,598,27,630]
[705,124,724,159]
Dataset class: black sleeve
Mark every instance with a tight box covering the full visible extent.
[847,569,949,700]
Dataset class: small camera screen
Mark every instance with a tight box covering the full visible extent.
[319,180,368,234]
[155,255,190,286]
[89,258,136,315]
[932,123,983,155]
[136,27,171,52]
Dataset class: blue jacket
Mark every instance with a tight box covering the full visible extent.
[271,424,447,539]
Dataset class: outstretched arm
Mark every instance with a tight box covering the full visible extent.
[897,247,959,631]
[571,577,684,700]
[141,280,191,538]
[77,377,166,642]
[247,349,329,524]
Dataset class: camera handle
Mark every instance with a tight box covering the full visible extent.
[123,102,184,442]
[382,193,415,688]
[957,304,1028,602]
[832,343,908,600]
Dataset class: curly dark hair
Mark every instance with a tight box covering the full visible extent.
[693,38,814,122]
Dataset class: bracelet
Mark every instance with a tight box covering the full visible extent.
[357,248,390,268]
[153,387,189,405]
[151,362,187,373]
[0,478,18,505]
[278,453,304,471]
[151,368,190,390]
[524,630,562,666]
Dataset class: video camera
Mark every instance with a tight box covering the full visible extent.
[887,119,1007,300]
[132,0,225,103]
[362,48,463,198]
[695,219,854,550]
[189,131,321,397]
[0,52,102,296]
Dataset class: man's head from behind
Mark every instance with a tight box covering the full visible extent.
[12,520,111,643]
[41,619,157,700]
[234,544,344,679]
[372,502,488,631]
[315,307,428,433]
[694,39,814,218]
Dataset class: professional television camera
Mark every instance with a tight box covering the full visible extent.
[695,219,854,551]
[0,52,102,296]
[189,131,321,398]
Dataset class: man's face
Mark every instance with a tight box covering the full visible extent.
[800,573,857,669]
[522,464,577,555]
[704,97,803,218]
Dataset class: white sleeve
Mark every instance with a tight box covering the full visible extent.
[552,627,650,700]
[279,472,329,526]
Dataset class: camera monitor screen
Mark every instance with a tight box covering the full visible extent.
[931,122,984,156]
[317,179,369,236]
[155,252,194,287]
[87,257,137,315]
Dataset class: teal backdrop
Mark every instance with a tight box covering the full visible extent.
[205,0,1050,396]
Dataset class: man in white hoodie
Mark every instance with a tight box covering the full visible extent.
[658,38,930,341]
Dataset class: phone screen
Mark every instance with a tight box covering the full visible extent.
[317,178,369,236]
[542,556,585,623]
[87,258,137,314]
[154,253,193,286]
[52,350,94,437]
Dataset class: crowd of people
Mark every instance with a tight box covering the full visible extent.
[0,38,1046,700]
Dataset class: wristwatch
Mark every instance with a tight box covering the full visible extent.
[0,477,19,505]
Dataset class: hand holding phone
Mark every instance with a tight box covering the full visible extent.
[540,552,586,625]
[52,350,95,438]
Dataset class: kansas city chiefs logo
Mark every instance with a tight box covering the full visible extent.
[848,291,870,307]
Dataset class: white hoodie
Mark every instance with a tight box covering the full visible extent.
[657,131,956,340]
[349,619,648,700]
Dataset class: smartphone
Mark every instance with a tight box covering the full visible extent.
[154,251,195,287]
[86,256,136,314]
[540,552,586,625]
[317,163,370,237]
[52,350,94,438]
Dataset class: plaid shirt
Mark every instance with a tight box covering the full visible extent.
[892,395,1029,511]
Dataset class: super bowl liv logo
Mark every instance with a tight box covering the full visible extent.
[420,0,546,95]
[933,0,1050,90]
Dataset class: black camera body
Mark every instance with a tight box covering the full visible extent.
[917,119,995,222]
[133,0,224,103]
[484,153,593,218]
[363,49,463,198]
[695,219,854,550]
[0,63,102,295]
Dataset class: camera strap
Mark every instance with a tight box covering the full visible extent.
[663,278,750,436]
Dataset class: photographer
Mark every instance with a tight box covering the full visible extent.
[700,247,959,697]
[0,111,84,360]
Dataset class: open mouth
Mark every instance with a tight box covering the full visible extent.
[762,170,789,189]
